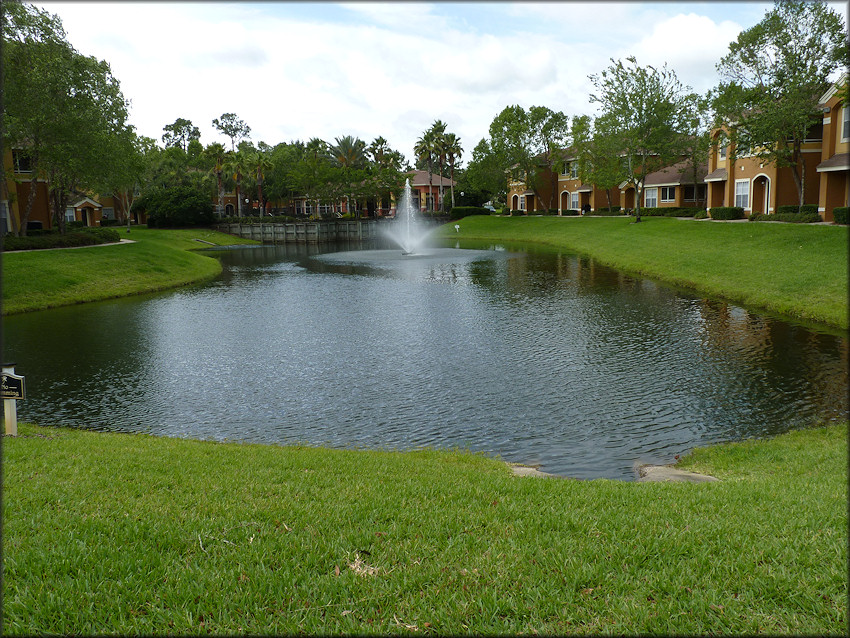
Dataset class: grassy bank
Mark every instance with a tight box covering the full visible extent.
[2,227,257,315]
[3,422,846,635]
[439,216,849,330]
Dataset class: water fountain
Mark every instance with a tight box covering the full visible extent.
[384,178,432,255]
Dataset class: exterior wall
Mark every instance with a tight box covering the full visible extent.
[3,150,53,231]
[817,78,849,221]
[556,158,620,213]
[706,125,822,215]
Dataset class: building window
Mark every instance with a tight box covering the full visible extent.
[519,196,526,211]
[571,192,579,210]
[660,186,675,203]
[561,162,569,176]
[718,136,727,160]
[12,150,32,174]
[683,185,706,202]
[842,105,850,141]
[735,180,750,209]
[65,207,76,222]
[425,194,435,211]
[644,187,658,208]
[570,162,579,179]
[101,207,114,220]
[318,202,333,216]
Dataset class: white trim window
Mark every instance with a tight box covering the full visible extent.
[644,187,658,208]
[718,136,727,160]
[842,104,849,142]
[571,192,579,210]
[65,207,76,222]
[561,162,569,176]
[660,186,675,203]
[101,207,114,220]
[519,196,526,211]
[570,162,579,179]
[735,179,750,209]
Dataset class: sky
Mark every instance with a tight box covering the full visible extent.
[33,1,844,166]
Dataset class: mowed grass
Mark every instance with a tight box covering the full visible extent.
[440,216,849,330]
[3,422,846,635]
[2,227,257,315]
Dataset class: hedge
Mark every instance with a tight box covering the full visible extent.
[709,207,745,220]
[560,209,580,216]
[587,207,622,216]
[3,227,121,251]
[832,207,849,224]
[638,207,698,217]
[776,204,818,215]
[749,211,822,223]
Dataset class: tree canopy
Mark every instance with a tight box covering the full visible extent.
[589,56,696,221]
[711,0,848,210]
[3,0,134,234]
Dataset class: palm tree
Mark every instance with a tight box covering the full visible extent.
[223,150,249,217]
[249,150,274,216]
[202,142,227,216]
[414,129,436,211]
[430,120,448,213]
[329,135,367,217]
[444,133,463,210]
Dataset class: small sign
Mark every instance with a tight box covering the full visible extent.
[1,373,25,400]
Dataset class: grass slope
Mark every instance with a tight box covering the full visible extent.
[3,422,846,635]
[2,228,257,315]
[440,216,849,330]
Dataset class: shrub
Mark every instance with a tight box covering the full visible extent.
[588,206,622,216]
[510,209,526,216]
[694,210,708,219]
[500,206,510,216]
[832,207,849,224]
[709,207,745,220]
[3,227,120,251]
[776,204,818,215]
[100,218,120,227]
[748,211,822,223]
[560,209,580,216]
[134,186,214,228]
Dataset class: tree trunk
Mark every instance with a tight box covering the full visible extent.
[634,182,642,222]
[427,161,433,212]
[449,161,456,209]
[438,157,445,213]
[20,168,40,237]
[217,170,224,216]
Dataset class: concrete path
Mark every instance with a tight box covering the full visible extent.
[635,464,719,483]
[507,461,719,483]
[7,238,136,253]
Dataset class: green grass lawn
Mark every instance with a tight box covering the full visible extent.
[2,422,845,635]
[2,227,258,315]
[439,216,849,330]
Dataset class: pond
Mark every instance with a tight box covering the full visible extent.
[3,240,847,480]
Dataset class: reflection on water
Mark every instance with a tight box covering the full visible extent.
[3,239,847,480]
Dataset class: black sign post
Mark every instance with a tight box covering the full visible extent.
[2,364,25,436]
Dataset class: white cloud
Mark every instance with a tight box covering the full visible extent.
[33,1,796,164]
[628,13,744,94]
